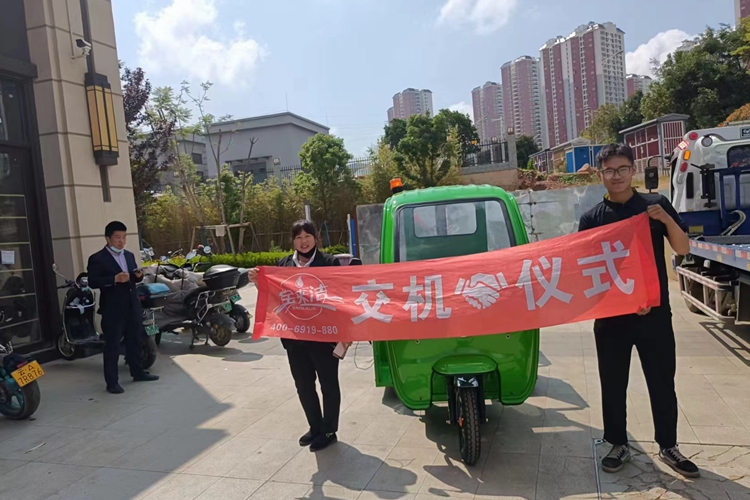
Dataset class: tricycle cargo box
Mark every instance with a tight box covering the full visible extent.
[203,265,240,290]
[137,283,171,309]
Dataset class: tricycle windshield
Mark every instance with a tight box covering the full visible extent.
[395,199,515,262]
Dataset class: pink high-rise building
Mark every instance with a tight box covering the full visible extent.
[471,82,504,143]
[738,0,750,22]
[626,74,652,98]
[540,22,627,148]
[501,56,544,147]
[387,88,434,122]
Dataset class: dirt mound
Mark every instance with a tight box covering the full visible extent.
[518,169,599,191]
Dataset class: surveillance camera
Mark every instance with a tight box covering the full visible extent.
[72,39,92,60]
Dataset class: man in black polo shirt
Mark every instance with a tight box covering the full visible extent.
[578,144,699,478]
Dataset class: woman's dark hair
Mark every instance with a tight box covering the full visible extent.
[291,219,317,239]
[105,221,127,238]
[596,143,635,168]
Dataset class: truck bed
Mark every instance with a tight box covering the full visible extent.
[689,235,750,271]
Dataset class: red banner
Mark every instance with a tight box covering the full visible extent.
[252,214,660,343]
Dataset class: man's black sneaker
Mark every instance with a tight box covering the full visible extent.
[299,431,318,447]
[602,444,631,473]
[310,433,337,452]
[660,446,700,478]
[133,373,159,382]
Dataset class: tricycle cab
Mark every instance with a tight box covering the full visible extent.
[374,184,539,463]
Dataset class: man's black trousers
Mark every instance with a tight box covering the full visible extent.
[594,307,678,450]
[102,312,143,388]
[286,342,341,435]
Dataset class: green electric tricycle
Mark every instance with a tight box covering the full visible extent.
[373,181,539,465]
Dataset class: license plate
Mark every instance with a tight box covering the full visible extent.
[222,302,232,312]
[230,293,240,302]
[145,324,160,336]
[11,361,44,388]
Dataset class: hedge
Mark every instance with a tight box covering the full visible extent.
[148,244,350,270]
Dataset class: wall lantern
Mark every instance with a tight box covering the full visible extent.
[85,72,119,166]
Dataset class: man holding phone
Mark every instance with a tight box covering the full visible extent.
[88,221,159,394]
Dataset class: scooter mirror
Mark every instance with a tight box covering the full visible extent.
[203,246,212,254]
[161,256,167,263]
[186,251,197,260]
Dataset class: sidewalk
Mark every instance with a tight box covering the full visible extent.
[1,283,749,499]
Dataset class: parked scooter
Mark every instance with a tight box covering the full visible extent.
[0,313,43,420]
[53,264,158,369]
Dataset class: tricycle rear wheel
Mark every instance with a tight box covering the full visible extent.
[457,387,481,466]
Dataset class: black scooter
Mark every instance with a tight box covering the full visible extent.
[0,313,43,420]
[53,264,157,368]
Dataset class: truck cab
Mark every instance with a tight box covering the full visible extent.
[669,124,750,322]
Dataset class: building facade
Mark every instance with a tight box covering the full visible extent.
[501,56,544,147]
[471,82,504,143]
[626,74,653,98]
[540,22,627,148]
[388,88,433,122]
[1,0,136,354]
[738,0,750,23]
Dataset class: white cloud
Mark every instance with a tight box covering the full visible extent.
[449,101,474,121]
[438,0,519,34]
[626,29,694,77]
[134,0,266,86]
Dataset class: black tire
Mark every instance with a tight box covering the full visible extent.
[57,333,77,361]
[154,333,162,346]
[684,298,706,315]
[140,336,157,370]
[0,381,41,420]
[457,387,481,466]
[231,305,250,333]
[209,324,232,347]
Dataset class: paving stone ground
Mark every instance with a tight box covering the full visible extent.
[1,283,750,499]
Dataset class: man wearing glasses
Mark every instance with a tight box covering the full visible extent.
[578,144,699,478]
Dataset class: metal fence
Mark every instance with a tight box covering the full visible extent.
[278,156,374,181]
[462,142,510,168]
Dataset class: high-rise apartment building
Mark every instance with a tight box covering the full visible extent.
[540,22,627,148]
[501,56,545,147]
[388,88,434,122]
[626,74,652,98]
[738,0,750,23]
[471,82,504,143]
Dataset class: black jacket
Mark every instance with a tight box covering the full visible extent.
[87,247,143,322]
[277,251,340,349]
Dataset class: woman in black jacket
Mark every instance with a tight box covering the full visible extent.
[248,220,342,451]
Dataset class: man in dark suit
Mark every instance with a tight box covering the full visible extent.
[87,221,159,394]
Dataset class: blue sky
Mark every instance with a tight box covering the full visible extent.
[112,0,735,156]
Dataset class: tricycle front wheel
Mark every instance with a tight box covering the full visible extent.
[457,387,481,466]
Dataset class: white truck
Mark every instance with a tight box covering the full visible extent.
[670,123,750,323]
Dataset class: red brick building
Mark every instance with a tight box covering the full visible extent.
[619,114,689,172]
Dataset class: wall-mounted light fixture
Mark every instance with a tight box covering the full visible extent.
[84,72,119,167]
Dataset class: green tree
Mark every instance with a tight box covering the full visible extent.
[433,109,480,157]
[618,91,645,136]
[641,24,750,129]
[361,142,400,204]
[515,135,541,170]
[581,104,621,144]
[298,134,356,223]
[383,119,407,149]
[393,114,462,188]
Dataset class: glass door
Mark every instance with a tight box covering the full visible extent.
[0,147,41,347]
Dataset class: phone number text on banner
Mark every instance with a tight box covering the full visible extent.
[252,214,661,343]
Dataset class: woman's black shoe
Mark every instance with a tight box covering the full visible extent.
[107,384,124,394]
[310,433,337,452]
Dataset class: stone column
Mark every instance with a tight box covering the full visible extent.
[24,0,138,278]
[507,130,518,169]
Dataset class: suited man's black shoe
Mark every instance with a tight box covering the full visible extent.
[310,433,337,452]
[107,384,124,394]
[133,373,159,382]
